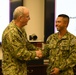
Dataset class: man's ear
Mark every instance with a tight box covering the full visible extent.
[19,15,23,21]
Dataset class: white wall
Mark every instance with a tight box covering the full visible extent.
[23,0,44,42]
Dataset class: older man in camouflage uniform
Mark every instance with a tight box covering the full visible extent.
[2,6,42,75]
[43,14,76,75]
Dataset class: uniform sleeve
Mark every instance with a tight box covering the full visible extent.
[6,30,36,61]
[26,41,39,50]
[42,35,51,58]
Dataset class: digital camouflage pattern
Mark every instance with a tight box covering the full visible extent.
[43,31,76,75]
[2,20,37,75]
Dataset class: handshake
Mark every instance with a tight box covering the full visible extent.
[35,50,43,58]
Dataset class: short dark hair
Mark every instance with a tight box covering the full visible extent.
[58,14,69,22]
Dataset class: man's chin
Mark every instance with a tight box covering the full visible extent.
[24,23,27,26]
[56,28,60,31]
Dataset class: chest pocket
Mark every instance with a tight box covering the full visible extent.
[60,41,70,58]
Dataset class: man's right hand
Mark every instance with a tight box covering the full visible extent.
[35,50,42,58]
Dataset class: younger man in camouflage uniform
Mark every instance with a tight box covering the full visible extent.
[43,14,76,75]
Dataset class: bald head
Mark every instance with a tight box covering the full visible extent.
[13,6,29,19]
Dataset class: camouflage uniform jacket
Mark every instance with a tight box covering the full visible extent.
[43,31,76,75]
[2,20,37,75]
